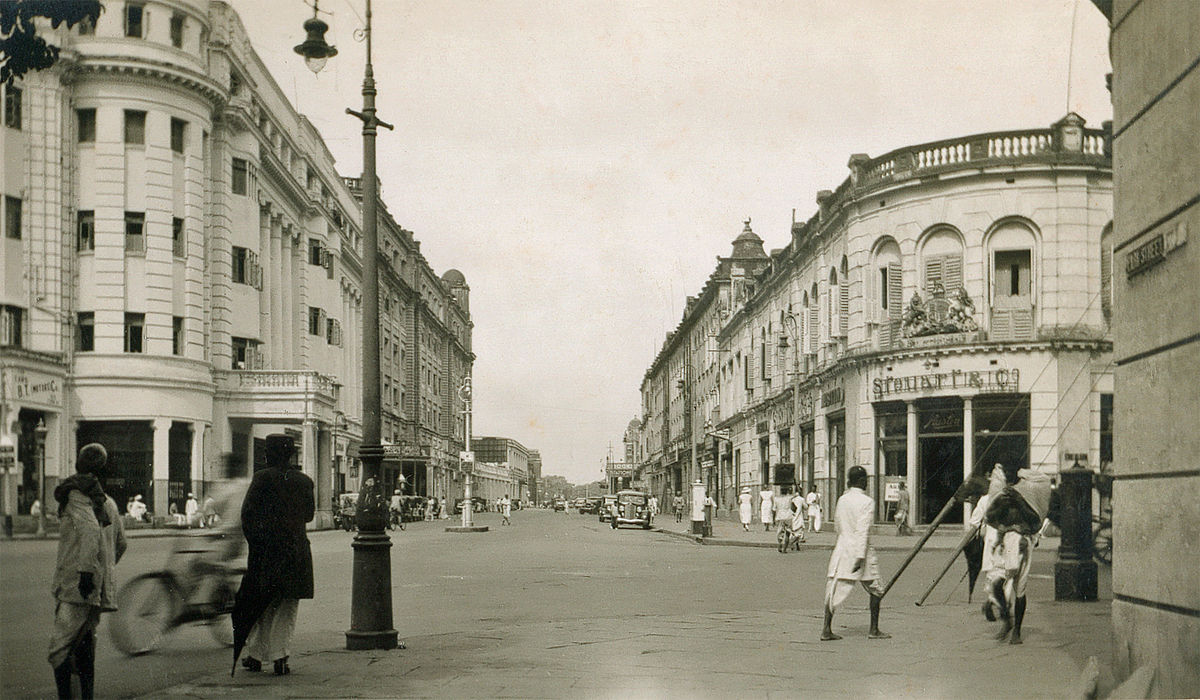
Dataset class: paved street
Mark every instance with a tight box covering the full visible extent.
[2,509,1112,698]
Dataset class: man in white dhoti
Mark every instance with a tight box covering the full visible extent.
[49,443,126,699]
[821,466,889,641]
[981,464,1052,645]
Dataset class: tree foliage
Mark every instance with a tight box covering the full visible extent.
[1,1,103,85]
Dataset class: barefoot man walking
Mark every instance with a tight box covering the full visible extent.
[821,466,890,641]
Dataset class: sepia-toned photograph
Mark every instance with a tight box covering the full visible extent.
[0,0,1196,697]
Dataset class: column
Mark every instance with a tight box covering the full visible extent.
[152,418,172,517]
[301,419,318,483]
[905,401,918,528]
[866,406,879,519]
[962,397,974,525]
[270,217,283,367]
[190,423,205,497]
[281,230,294,368]
[316,425,331,525]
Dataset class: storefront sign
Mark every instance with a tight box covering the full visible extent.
[821,384,844,409]
[607,462,633,477]
[4,368,61,408]
[872,368,1020,400]
[768,401,793,428]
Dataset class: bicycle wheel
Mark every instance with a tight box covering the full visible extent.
[109,574,179,656]
[1093,523,1113,565]
[777,528,788,553]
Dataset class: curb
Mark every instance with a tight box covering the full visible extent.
[652,527,969,552]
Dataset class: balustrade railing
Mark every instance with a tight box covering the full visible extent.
[216,369,339,397]
[854,127,1107,190]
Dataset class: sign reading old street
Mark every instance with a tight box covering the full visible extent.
[872,367,1020,400]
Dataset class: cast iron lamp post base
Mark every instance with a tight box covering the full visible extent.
[446,525,489,532]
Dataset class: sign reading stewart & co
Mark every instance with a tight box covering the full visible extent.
[872,367,1020,400]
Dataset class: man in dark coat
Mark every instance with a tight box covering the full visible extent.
[232,434,314,676]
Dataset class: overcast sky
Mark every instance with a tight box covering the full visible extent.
[231,0,1112,484]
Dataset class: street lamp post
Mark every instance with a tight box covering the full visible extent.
[447,377,487,533]
[295,0,397,651]
[34,419,47,538]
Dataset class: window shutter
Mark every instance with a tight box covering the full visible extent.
[838,280,849,337]
[808,305,818,353]
[924,256,943,292]
[887,263,903,320]
[763,332,772,380]
[943,254,963,293]
[1013,308,1033,340]
[1100,244,1112,324]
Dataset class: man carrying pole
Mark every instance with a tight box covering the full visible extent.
[821,466,890,641]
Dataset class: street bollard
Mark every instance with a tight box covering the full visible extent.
[691,480,705,536]
[1054,456,1098,600]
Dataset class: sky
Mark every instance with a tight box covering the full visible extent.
[230,0,1113,485]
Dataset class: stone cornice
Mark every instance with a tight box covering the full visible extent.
[66,56,226,109]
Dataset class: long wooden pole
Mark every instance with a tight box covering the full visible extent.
[914,529,975,606]
[879,496,958,599]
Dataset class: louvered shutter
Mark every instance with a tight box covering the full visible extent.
[991,309,1013,341]
[763,330,772,380]
[924,256,944,293]
[884,262,903,346]
[1100,244,1112,324]
[943,255,963,293]
[808,305,818,353]
[839,280,849,337]
[1013,308,1033,340]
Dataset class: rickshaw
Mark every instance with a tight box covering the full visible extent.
[334,492,358,531]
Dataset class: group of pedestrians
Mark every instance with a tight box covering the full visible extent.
[736,484,822,534]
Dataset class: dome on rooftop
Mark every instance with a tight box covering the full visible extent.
[441,269,466,286]
[731,219,767,260]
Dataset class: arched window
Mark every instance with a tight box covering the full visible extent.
[872,238,903,344]
[985,220,1036,341]
[920,227,964,295]
[828,268,839,340]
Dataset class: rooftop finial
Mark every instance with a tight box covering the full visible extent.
[743,217,752,231]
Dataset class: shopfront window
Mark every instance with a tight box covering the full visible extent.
[973,394,1030,483]
[77,421,154,514]
[1100,393,1113,467]
[828,416,845,504]
[875,402,907,521]
[917,397,964,523]
[759,436,769,486]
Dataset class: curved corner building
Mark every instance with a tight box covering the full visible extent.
[637,115,1112,526]
[0,1,474,526]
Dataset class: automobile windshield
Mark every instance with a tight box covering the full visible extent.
[618,494,646,505]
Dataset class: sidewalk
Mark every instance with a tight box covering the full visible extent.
[652,516,1009,552]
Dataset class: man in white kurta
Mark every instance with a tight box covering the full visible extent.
[821,466,889,641]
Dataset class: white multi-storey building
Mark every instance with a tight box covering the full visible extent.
[0,0,473,527]
[636,115,1113,525]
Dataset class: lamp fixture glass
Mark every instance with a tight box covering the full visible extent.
[294,15,337,74]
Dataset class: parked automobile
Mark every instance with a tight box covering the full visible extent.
[453,496,489,514]
[553,498,567,512]
[571,498,587,511]
[598,494,618,523]
[610,490,652,529]
[578,497,602,514]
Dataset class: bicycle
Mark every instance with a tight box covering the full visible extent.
[777,522,804,553]
[109,533,245,656]
[1092,465,1113,566]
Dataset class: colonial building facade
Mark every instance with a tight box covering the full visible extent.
[634,116,1113,526]
[0,0,473,527]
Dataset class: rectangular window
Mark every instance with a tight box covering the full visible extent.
[231,336,260,369]
[0,306,24,347]
[308,307,324,335]
[172,217,184,257]
[1100,394,1113,466]
[170,118,186,153]
[326,318,341,346]
[124,212,144,253]
[231,246,247,284]
[125,3,144,38]
[172,316,184,355]
[123,313,145,353]
[169,13,184,48]
[879,268,889,310]
[77,108,96,142]
[78,210,95,251]
[124,110,146,144]
[308,238,323,265]
[5,196,21,239]
[993,250,1031,298]
[231,158,248,195]
[77,312,95,351]
[4,84,21,130]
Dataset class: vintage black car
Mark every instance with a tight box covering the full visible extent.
[610,490,652,529]
[597,493,618,523]
[578,496,602,514]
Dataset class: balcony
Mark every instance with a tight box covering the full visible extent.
[214,370,341,420]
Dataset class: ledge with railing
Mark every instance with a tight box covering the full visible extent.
[852,125,1107,192]
[214,369,341,400]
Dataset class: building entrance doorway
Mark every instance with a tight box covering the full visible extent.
[917,398,964,523]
